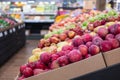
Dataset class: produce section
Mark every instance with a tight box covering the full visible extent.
[17,10,120,80]
[0,15,17,30]
[0,0,120,80]
[0,14,25,66]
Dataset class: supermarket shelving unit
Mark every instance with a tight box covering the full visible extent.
[0,23,26,66]
[23,12,56,39]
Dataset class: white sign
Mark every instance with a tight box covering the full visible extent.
[4,31,7,36]
[0,32,3,37]
[13,28,16,32]
[18,26,21,29]
[9,29,12,33]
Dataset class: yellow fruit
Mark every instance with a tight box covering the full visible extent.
[90,32,97,37]
[49,45,57,51]
[57,41,68,48]
[105,22,115,27]
[34,52,44,59]
[94,26,104,33]
[42,47,50,52]
[32,48,41,55]
[28,55,38,62]
[57,47,62,51]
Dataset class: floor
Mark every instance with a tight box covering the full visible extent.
[0,40,38,80]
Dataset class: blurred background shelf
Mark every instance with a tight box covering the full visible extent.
[24,20,54,23]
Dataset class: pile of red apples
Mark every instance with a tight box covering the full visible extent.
[18,22,120,80]
[38,12,120,49]
[18,9,120,80]
[38,10,101,48]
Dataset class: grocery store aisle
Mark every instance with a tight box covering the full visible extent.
[0,40,38,80]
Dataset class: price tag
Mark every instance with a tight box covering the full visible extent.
[0,32,3,37]
[4,31,7,36]
[9,29,12,33]
[13,28,16,32]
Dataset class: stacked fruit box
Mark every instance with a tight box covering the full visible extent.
[17,10,120,80]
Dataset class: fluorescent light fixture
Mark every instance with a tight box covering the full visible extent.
[51,1,55,4]
[44,2,49,4]
[27,0,35,4]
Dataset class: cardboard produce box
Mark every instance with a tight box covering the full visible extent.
[102,48,120,67]
[16,53,106,80]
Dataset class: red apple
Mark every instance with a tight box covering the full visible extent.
[87,24,94,31]
[92,36,103,46]
[72,36,84,47]
[85,54,92,59]
[50,37,60,44]
[67,49,82,63]
[78,45,88,56]
[50,60,60,69]
[108,39,119,49]
[105,34,114,40]
[82,33,93,43]
[93,21,101,28]
[44,39,51,47]
[35,61,46,70]
[38,39,46,48]
[56,51,66,56]
[23,67,33,77]
[20,64,27,74]
[108,24,117,35]
[97,27,108,38]
[40,52,51,64]
[100,19,106,25]
[107,17,116,22]
[33,69,45,75]
[115,24,120,34]
[86,41,92,48]
[72,26,83,36]
[59,33,67,41]
[57,56,69,66]
[100,40,112,52]
[115,33,120,42]
[52,34,59,38]
[67,31,76,39]
[27,62,36,70]
[89,44,100,55]
[62,45,74,51]
[51,54,59,62]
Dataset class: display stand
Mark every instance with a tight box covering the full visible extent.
[0,23,26,66]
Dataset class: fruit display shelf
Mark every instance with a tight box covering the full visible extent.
[0,23,26,66]
[17,10,120,80]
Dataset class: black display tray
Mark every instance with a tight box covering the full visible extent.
[0,23,26,66]
[71,63,120,80]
